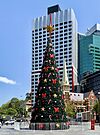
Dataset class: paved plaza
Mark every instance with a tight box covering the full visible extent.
[0,123,100,135]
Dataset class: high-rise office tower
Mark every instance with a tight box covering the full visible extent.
[31,5,78,106]
[79,23,100,80]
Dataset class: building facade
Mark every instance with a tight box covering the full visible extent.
[79,24,100,80]
[81,70,100,97]
[31,5,78,106]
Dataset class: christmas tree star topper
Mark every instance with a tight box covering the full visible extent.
[44,14,56,38]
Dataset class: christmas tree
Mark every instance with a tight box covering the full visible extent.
[30,38,69,130]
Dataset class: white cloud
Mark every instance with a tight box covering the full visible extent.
[0,76,16,85]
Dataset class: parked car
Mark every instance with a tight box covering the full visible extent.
[5,120,15,125]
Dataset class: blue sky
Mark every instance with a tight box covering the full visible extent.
[0,0,100,106]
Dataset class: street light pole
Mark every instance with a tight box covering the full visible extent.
[98,92,100,126]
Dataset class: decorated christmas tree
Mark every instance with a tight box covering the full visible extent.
[30,14,69,130]
[30,38,69,129]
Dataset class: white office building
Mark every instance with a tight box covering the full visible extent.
[31,5,78,106]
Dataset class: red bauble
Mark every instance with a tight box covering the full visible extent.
[35,108,38,111]
[42,93,46,98]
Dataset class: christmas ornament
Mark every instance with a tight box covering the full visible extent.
[55,68,59,72]
[52,79,57,84]
[48,73,51,77]
[48,99,51,104]
[59,94,61,97]
[42,93,46,98]
[51,66,54,70]
[56,115,59,118]
[49,43,52,46]
[51,61,54,64]
[62,115,64,120]
[49,115,52,120]
[53,94,57,98]
[44,79,47,82]
[49,48,51,52]
[62,107,64,110]
[35,108,38,111]
[62,94,64,99]
[44,66,49,71]
[39,123,44,129]
[48,86,51,89]
[40,87,42,90]
[56,123,60,128]
[50,54,54,58]
[55,100,57,103]
[42,100,44,103]
[45,60,48,63]
[36,95,38,98]
[54,107,59,112]
[58,87,60,90]
[32,108,35,111]
[34,115,38,119]
[41,107,45,111]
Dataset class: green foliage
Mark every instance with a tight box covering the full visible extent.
[0,97,27,118]
[65,101,75,117]
[93,100,100,114]
[25,93,31,101]
[6,108,17,116]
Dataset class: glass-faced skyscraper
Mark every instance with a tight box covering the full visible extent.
[79,24,100,80]
[31,5,78,106]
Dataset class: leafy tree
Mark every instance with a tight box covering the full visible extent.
[8,98,20,109]
[0,107,6,115]
[1,102,9,110]
[0,97,27,118]
[65,101,75,117]
[25,93,31,101]
[6,108,17,116]
[93,101,99,114]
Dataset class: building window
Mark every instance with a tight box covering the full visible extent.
[55,24,58,26]
[60,23,63,25]
[64,22,67,24]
